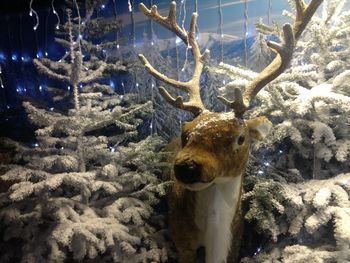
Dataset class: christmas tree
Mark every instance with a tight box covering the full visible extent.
[0,2,173,262]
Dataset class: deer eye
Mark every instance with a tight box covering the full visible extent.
[237,135,245,145]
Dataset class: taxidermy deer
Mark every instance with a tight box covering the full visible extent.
[138,0,323,262]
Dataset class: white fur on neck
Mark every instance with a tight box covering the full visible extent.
[195,175,242,263]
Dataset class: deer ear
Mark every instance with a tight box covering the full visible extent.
[246,116,272,141]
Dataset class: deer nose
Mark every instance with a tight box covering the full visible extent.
[174,162,202,184]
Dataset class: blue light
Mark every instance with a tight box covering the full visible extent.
[21,55,31,63]
[16,85,26,94]
[101,4,106,9]
[0,53,6,62]
[11,54,18,61]
[36,51,43,59]
[109,80,115,89]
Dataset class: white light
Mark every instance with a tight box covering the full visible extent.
[49,107,54,111]
[79,34,83,40]
[39,85,43,91]
[151,83,155,88]
[110,147,116,152]
[279,150,283,153]
[101,4,105,9]
[221,34,224,38]
[79,84,83,88]
[21,56,25,61]
[136,83,139,87]
[119,95,124,99]
[29,11,33,16]
[264,162,270,167]
[151,41,154,46]
[150,123,153,129]
[60,147,64,150]
[1,84,4,89]
[33,143,39,148]
[67,86,71,91]
[56,25,59,29]
[45,52,48,57]
[7,105,10,109]
[257,170,264,175]
[117,44,120,49]
[24,88,27,92]
[33,25,38,31]
[175,37,182,45]
[222,80,226,85]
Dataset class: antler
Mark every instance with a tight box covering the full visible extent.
[218,0,324,118]
[138,1,210,116]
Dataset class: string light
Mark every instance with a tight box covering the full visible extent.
[29,0,40,31]
[244,0,249,67]
[51,0,61,30]
[218,0,224,63]
[268,0,272,25]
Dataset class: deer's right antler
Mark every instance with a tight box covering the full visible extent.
[138,1,210,116]
[218,0,323,118]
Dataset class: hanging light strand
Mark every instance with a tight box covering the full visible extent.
[51,0,61,29]
[244,0,248,67]
[0,65,4,89]
[218,0,224,63]
[130,0,136,47]
[29,0,40,30]
[268,0,272,25]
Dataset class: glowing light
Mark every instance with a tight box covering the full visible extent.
[175,37,182,45]
[60,147,64,150]
[11,54,18,61]
[39,85,43,92]
[110,147,116,152]
[33,143,39,148]
[151,41,154,46]
[79,34,83,40]
[67,86,71,91]
[49,107,54,111]
[221,34,224,38]
[101,4,105,9]
[119,95,124,99]
[1,84,4,89]
[0,53,6,62]
[109,80,115,89]
[136,83,139,88]
[79,84,83,89]
[254,247,262,256]
[279,150,283,153]
[45,52,48,57]
[257,170,264,175]
[7,105,10,109]
[128,0,133,12]
[117,44,120,49]
[264,162,270,167]
[36,51,43,59]
[222,80,226,85]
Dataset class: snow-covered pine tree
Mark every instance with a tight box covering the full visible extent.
[0,3,173,262]
[209,0,350,261]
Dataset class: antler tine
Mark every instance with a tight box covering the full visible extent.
[221,0,323,118]
[138,1,210,116]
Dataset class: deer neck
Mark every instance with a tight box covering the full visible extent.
[194,174,243,263]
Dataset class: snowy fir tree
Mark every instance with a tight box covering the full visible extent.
[0,2,174,262]
[211,0,350,261]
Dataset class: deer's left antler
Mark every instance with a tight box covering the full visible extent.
[218,0,324,118]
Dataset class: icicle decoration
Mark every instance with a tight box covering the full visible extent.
[244,0,248,67]
[180,0,190,76]
[128,0,133,12]
[218,0,224,63]
[267,0,272,25]
[130,0,136,47]
[67,10,75,62]
[29,0,39,30]
[150,79,155,135]
[51,0,60,29]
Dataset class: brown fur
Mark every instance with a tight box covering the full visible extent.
[166,113,271,263]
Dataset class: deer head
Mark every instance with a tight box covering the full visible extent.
[138,0,323,191]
